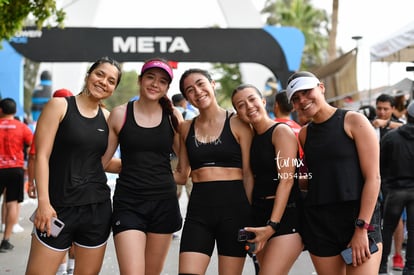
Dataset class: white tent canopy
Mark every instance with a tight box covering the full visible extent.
[370,21,414,62]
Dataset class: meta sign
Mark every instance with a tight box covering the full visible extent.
[9,26,304,86]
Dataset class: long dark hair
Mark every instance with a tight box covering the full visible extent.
[160,95,179,131]
[80,56,123,108]
[179,68,213,100]
[86,56,122,87]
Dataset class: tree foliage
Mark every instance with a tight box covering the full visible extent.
[103,70,139,111]
[23,58,39,115]
[210,63,243,109]
[0,0,65,42]
[262,0,329,69]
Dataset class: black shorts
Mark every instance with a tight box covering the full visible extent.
[111,196,182,235]
[252,198,301,238]
[0,168,24,202]
[302,200,382,257]
[179,180,252,257]
[32,200,112,251]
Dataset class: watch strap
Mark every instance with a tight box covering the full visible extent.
[355,219,375,231]
[266,220,280,232]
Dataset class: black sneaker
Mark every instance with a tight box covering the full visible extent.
[403,267,414,275]
[379,262,388,274]
[0,239,14,252]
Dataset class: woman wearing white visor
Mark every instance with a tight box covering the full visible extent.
[287,71,382,275]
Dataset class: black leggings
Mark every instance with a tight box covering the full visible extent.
[179,180,252,257]
[381,188,414,268]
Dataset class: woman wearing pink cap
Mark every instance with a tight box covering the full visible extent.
[101,58,183,274]
[287,71,382,275]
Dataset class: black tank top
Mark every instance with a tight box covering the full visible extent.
[115,101,176,200]
[185,111,242,170]
[304,109,364,206]
[250,123,300,201]
[49,96,110,207]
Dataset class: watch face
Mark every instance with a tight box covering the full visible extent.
[355,219,365,227]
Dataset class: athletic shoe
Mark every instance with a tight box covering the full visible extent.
[403,266,414,275]
[393,253,404,271]
[12,223,24,233]
[0,239,14,252]
[67,268,74,275]
[379,262,388,274]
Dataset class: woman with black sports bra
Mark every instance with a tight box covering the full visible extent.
[174,68,254,275]
[231,84,303,275]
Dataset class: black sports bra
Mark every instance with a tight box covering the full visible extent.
[185,111,242,170]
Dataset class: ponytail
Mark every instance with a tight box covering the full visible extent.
[159,95,179,131]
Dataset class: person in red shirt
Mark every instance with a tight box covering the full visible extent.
[0,98,33,252]
[273,90,303,158]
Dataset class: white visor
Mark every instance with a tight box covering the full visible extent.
[286,76,320,102]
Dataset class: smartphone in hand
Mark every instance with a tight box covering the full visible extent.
[341,238,379,265]
[29,210,65,237]
[237,229,255,242]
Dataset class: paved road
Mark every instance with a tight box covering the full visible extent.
[0,182,402,275]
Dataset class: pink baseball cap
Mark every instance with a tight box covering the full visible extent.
[141,59,173,83]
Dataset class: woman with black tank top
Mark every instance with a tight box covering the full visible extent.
[174,69,254,275]
[231,84,304,275]
[286,71,382,275]
[101,58,183,275]
[26,57,122,275]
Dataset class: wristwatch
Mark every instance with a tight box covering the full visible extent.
[355,219,374,231]
[266,220,281,232]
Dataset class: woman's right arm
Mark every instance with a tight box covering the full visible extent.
[33,98,67,236]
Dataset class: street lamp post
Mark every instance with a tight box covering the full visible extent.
[352,36,363,48]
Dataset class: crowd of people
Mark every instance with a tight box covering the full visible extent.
[1,57,414,275]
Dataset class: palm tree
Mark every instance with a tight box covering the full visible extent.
[261,0,329,69]
[328,0,339,61]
